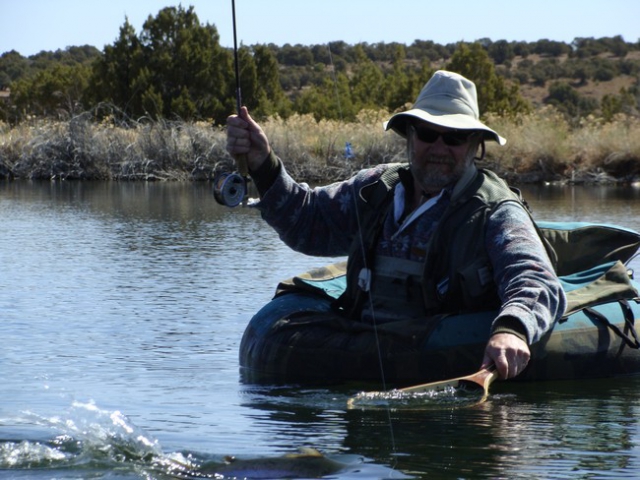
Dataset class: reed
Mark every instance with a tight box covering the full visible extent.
[485,108,640,183]
[0,115,229,181]
[1,108,639,184]
[262,109,405,182]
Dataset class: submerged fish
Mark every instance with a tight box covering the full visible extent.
[202,447,345,479]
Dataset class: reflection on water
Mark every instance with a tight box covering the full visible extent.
[523,183,640,224]
[2,180,640,479]
[342,377,640,479]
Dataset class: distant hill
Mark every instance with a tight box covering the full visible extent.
[1,35,638,122]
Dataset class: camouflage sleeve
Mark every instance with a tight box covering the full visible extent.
[486,202,567,344]
[252,154,390,257]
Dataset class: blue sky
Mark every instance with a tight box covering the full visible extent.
[1,0,639,57]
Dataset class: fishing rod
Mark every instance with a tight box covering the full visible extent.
[213,0,249,207]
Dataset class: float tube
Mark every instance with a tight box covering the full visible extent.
[240,222,640,385]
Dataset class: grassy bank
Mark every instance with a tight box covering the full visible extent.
[1,108,640,184]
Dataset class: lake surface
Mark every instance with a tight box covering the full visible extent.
[2,180,640,479]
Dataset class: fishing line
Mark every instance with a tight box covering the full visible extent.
[331,39,397,468]
[352,184,399,471]
[327,43,343,121]
[324,35,399,467]
[327,44,355,162]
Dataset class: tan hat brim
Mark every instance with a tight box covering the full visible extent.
[384,109,507,146]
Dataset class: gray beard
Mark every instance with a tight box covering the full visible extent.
[411,155,469,191]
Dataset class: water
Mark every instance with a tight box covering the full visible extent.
[2,180,640,479]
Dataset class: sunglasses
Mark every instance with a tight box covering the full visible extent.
[409,124,475,146]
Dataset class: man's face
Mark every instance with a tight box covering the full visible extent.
[407,121,479,193]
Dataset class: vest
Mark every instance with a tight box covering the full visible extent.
[335,164,534,319]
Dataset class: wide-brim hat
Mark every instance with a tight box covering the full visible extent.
[384,70,507,146]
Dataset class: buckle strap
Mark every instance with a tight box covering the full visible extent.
[584,300,640,349]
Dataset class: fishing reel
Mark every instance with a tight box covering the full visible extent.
[213,171,248,207]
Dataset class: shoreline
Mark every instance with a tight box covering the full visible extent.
[1,110,639,185]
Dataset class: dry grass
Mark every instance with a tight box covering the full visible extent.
[263,109,404,182]
[1,108,640,184]
[0,115,229,181]
[485,108,573,179]
[485,108,640,183]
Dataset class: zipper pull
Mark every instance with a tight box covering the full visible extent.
[358,268,372,292]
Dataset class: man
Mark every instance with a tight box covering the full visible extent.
[226,70,566,380]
